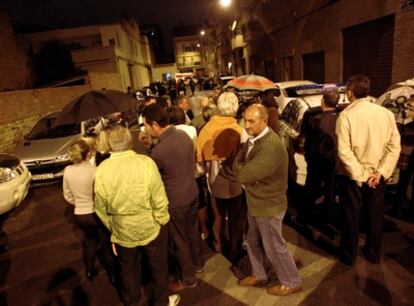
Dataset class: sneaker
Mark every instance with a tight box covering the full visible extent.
[168,294,180,306]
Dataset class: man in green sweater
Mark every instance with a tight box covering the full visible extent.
[233,104,302,296]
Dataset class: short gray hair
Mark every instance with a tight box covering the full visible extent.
[217,92,239,117]
[108,125,132,152]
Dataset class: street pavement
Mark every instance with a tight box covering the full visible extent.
[1,183,414,306]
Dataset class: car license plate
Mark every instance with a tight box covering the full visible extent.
[31,173,54,180]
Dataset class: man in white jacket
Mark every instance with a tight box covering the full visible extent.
[336,75,401,265]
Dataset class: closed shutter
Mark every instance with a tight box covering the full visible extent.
[343,15,395,97]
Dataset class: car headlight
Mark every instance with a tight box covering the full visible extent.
[55,152,70,162]
[0,167,18,183]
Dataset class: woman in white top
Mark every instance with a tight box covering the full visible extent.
[63,140,115,283]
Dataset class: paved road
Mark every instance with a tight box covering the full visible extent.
[1,183,414,306]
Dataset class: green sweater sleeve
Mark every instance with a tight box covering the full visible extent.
[148,159,170,226]
[234,135,282,185]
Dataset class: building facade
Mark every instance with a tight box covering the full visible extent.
[172,25,205,77]
[18,19,152,91]
[205,0,414,96]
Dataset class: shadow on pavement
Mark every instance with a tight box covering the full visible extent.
[43,268,89,306]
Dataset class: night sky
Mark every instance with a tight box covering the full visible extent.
[0,0,211,53]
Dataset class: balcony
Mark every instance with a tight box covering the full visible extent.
[231,34,244,50]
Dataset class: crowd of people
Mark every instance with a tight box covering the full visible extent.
[62,74,411,306]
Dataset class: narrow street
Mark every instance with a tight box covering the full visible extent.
[1,183,414,306]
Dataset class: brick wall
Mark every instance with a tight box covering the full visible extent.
[0,85,90,153]
[392,5,414,83]
[233,0,409,86]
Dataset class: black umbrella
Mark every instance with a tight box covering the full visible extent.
[52,90,137,127]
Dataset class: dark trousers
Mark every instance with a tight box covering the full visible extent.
[169,198,203,285]
[116,225,169,306]
[74,213,115,274]
[196,175,210,209]
[396,154,414,209]
[215,194,246,265]
[300,158,336,224]
[338,175,386,264]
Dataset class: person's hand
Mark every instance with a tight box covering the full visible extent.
[367,172,382,188]
[138,131,151,149]
[112,243,118,256]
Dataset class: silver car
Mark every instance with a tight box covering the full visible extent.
[14,112,84,182]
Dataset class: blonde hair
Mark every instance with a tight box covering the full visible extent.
[69,140,90,163]
[96,130,111,153]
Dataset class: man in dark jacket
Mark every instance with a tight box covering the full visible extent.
[142,104,202,292]
[299,90,340,225]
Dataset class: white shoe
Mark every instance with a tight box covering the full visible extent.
[168,294,180,306]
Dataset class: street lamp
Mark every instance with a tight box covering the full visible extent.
[219,0,232,8]
[200,30,205,36]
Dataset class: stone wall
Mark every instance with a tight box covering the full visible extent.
[0,85,90,153]
[88,71,123,91]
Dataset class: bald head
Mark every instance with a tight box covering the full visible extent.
[244,104,269,137]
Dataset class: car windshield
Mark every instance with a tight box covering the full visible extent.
[280,100,302,131]
[27,117,80,140]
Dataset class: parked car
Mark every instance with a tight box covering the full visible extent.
[14,112,138,183]
[219,76,235,88]
[279,84,350,186]
[274,80,317,112]
[0,153,31,214]
[14,112,86,183]
[202,77,217,90]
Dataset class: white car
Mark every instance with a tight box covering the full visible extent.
[274,80,317,112]
[279,84,350,186]
[0,154,31,214]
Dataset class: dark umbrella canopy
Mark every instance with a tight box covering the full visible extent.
[53,90,137,127]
